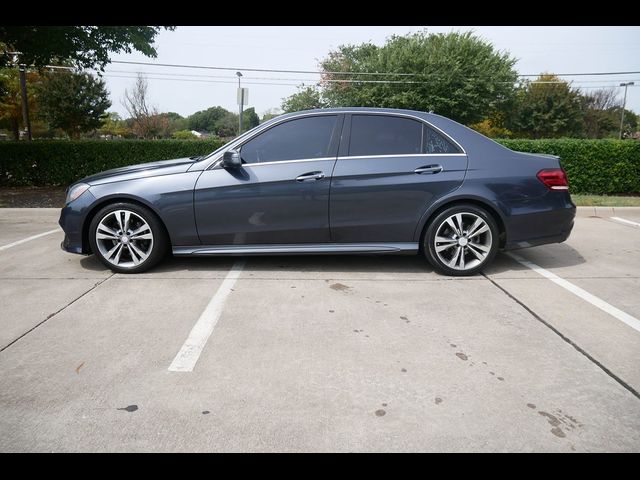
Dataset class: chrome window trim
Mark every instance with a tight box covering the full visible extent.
[338,153,466,160]
[215,157,336,169]
[201,110,466,170]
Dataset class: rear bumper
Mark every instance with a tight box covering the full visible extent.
[503,204,576,250]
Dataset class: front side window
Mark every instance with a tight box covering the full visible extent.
[240,115,337,164]
[348,115,422,156]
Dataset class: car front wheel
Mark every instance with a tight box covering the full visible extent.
[88,202,168,274]
[423,204,499,276]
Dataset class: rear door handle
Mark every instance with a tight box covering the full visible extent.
[296,171,325,182]
[414,165,443,175]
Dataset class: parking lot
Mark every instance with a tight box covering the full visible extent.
[1,206,639,452]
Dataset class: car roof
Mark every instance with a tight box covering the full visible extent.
[274,107,439,121]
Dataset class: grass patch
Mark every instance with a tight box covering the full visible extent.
[571,194,640,207]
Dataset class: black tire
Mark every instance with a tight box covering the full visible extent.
[88,202,169,274]
[423,204,499,276]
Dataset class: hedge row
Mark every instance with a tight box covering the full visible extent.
[497,139,640,195]
[0,139,224,187]
[0,138,638,194]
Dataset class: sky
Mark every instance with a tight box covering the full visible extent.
[102,26,640,119]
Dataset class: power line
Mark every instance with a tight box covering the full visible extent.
[111,60,419,77]
[102,71,425,85]
[103,74,305,87]
[12,54,640,79]
[110,59,640,78]
[101,69,640,85]
[41,66,640,88]
[526,70,640,77]
[100,73,637,90]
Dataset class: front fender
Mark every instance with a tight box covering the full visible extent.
[86,171,202,246]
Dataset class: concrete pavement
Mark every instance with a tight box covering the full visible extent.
[0,208,639,452]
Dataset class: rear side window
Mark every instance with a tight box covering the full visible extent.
[240,115,337,164]
[424,126,461,154]
[348,115,422,156]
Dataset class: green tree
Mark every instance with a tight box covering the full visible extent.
[214,111,239,137]
[164,111,188,133]
[242,107,260,130]
[36,70,111,138]
[281,86,326,113]
[260,108,282,123]
[188,106,229,132]
[0,26,174,70]
[581,88,620,138]
[314,30,517,125]
[505,74,584,139]
[187,106,241,137]
[98,112,134,138]
[0,68,40,140]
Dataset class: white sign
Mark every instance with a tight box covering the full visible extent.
[237,88,249,106]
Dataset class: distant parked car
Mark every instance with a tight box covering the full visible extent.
[59,108,575,275]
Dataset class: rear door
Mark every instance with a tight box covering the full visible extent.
[329,113,467,243]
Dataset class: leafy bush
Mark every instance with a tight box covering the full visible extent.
[497,139,640,195]
[1,138,638,194]
[171,130,198,140]
[0,139,224,186]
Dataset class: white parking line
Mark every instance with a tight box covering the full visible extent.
[506,252,640,333]
[168,259,246,372]
[611,217,640,228]
[0,229,60,252]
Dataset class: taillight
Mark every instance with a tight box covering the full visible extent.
[537,169,569,190]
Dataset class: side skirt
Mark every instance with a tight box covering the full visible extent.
[172,243,419,256]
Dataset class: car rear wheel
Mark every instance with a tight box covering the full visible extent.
[423,204,499,276]
[89,202,168,274]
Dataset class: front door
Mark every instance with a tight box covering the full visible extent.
[194,114,342,245]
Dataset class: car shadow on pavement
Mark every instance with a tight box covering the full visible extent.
[484,242,586,276]
[147,254,435,275]
[79,242,586,276]
[79,255,111,271]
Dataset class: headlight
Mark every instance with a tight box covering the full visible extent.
[66,183,90,204]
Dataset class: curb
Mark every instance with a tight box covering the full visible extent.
[575,206,640,217]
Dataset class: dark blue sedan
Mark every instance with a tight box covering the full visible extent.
[59,108,576,276]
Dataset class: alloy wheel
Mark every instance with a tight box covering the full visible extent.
[433,212,493,271]
[95,209,154,268]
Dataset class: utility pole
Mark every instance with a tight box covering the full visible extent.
[236,71,243,135]
[619,82,635,140]
[19,65,32,141]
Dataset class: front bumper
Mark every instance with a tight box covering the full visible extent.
[58,190,97,254]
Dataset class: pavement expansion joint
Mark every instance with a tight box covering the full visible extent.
[0,273,115,353]
[480,271,640,402]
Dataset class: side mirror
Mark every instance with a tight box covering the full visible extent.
[222,150,242,168]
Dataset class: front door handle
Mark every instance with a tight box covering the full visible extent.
[414,164,443,175]
[296,171,325,182]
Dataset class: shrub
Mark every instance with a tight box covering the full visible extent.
[497,139,640,195]
[0,139,224,186]
[171,130,198,140]
[0,138,638,194]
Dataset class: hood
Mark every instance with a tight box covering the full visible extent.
[80,157,198,186]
